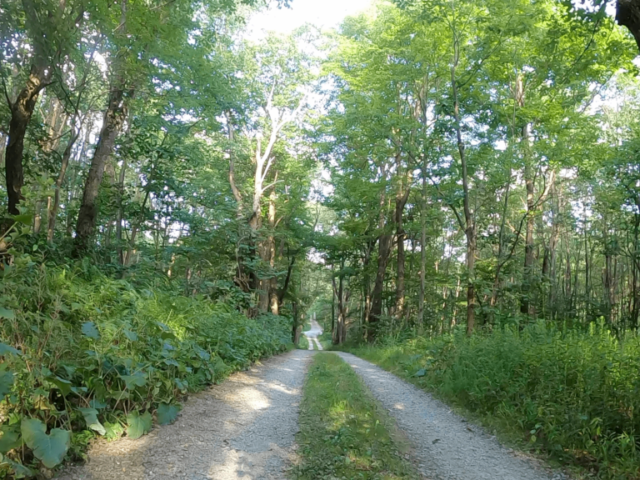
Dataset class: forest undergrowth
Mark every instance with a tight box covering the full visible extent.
[347,322,640,480]
[0,251,292,478]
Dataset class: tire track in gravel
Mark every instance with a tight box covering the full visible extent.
[56,350,314,480]
[335,352,567,480]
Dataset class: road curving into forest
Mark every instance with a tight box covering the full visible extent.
[303,319,323,351]
[56,350,566,480]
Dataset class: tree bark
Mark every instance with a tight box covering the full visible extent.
[4,64,49,215]
[394,167,411,318]
[617,0,640,51]
[122,168,152,266]
[278,254,295,307]
[521,155,536,316]
[268,190,279,315]
[361,240,374,334]
[418,181,427,329]
[47,127,80,242]
[116,157,127,265]
[603,214,615,324]
[367,171,391,341]
[450,33,476,335]
[73,84,127,255]
[332,259,348,345]
[368,233,393,341]
[331,264,336,341]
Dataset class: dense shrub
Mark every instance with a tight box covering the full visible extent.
[0,254,291,477]
[350,322,640,479]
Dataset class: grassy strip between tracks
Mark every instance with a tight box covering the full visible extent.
[290,352,418,480]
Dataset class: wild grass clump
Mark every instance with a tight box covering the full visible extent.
[350,322,640,479]
[0,254,291,477]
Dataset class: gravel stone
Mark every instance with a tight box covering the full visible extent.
[335,352,567,480]
[56,350,313,480]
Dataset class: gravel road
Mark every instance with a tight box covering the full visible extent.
[57,350,313,480]
[335,352,565,480]
[303,319,323,351]
[53,348,568,480]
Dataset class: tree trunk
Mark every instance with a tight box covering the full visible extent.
[418,160,428,329]
[631,206,640,328]
[292,300,301,346]
[546,197,560,316]
[124,188,150,266]
[465,229,477,332]
[361,242,373,329]
[257,219,270,312]
[394,172,411,318]
[490,175,513,312]
[450,34,476,335]
[368,233,393,341]
[332,275,339,344]
[268,190,278,315]
[367,167,391,341]
[617,0,640,51]
[332,260,348,345]
[47,127,80,242]
[5,64,48,216]
[278,255,295,308]
[116,157,127,265]
[521,156,536,316]
[603,215,615,324]
[34,99,65,235]
[584,218,591,319]
[73,84,127,255]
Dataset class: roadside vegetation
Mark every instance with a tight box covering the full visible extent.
[348,323,640,479]
[0,257,291,477]
[291,353,418,480]
[297,334,310,350]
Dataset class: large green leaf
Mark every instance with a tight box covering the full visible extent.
[47,376,72,396]
[78,408,106,436]
[1,456,32,478]
[0,343,20,356]
[123,329,138,341]
[121,372,146,389]
[0,371,14,397]
[12,214,33,225]
[81,322,100,339]
[126,411,152,440]
[89,399,107,410]
[174,378,188,391]
[0,425,21,453]
[21,418,70,468]
[156,403,180,425]
[0,308,15,320]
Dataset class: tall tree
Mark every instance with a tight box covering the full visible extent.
[1,0,83,217]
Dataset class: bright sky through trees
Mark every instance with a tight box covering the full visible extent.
[247,0,373,36]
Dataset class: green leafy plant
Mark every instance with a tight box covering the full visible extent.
[348,322,640,479]
[21,419,70,469]
[0,257,292,477]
